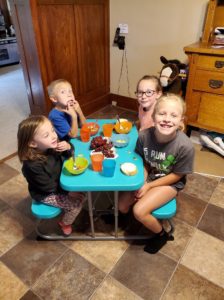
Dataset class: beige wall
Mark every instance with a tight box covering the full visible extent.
[110,0,208,98]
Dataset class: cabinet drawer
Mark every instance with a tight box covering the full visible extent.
[193,69,224,94]
[197,93,224,130]
[197,55,224,71]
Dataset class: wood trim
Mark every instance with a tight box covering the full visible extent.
[110,94,138,112]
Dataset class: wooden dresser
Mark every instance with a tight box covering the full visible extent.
[184,0,224,134]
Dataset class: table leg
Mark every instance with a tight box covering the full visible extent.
[87,191,95,238]
[114,191,119,238]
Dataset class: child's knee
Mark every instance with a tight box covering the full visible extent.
[133,205,145,222]
[118,202,129,214]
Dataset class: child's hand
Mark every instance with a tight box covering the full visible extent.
[135,182,150,199]
[73,100,82,113]
[62,101,77,118]
[56,141,71,152]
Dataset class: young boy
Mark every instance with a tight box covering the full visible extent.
[48,79,86,141]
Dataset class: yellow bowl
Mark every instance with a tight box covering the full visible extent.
[114,120,132,134]
[64,157,89,175]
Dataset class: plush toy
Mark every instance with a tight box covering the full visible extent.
[200,131,224,157]
[159,56,188,97]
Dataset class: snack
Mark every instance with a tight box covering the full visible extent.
[120,163,137,176]
[90,136,115,158]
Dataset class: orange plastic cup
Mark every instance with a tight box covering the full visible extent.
[80,127,90,142]
[103,124,114,137]
[91,153,104,171]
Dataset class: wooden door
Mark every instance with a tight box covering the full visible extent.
[10,0,109,115]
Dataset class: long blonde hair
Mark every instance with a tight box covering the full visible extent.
[17,115,48,162]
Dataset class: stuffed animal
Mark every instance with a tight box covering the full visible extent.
[159,56,188,97]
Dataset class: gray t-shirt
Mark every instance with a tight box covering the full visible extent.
[135,127,195,190]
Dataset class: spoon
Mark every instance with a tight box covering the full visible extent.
[73,152,78,170]
[116,114,124,129]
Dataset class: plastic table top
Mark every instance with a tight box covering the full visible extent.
[60,119,144,192]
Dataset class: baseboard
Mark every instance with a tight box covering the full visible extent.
[110,94,138,112]
[0,152,18,164]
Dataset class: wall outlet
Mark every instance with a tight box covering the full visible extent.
[112,101,117,106]
[119,24,128,34]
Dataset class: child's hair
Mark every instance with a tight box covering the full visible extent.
[152,93,186,130]
[17,115,49,162]
[136,75,162,93]
[47,79,71,97]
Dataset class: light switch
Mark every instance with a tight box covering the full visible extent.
[119,24,128,34]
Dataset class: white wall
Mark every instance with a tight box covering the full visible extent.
[110,0,208,98]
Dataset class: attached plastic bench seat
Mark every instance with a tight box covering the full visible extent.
[152,198,177,235]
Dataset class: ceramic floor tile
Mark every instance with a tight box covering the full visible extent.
[5,155,22,173]
[0,163,19,185]
[15,196,34,221]
[181,229,224,288]
[0,198,10,214]
[68,239,129,273]
[0,208,34,254]
[210,180,224,209]
[176,192,207,226]
[110,244,177,299]
[160,219,194,262]
[91,275,143,300]
[198,204,224,241]
[0,261,28,300]
[0,174,29,207]
[1,232,67,287]
[33,249,105,299]
[162,265,224,300]
[20,290,41,300]
[183,173,218,202]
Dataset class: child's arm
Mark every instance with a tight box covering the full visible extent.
[73,100,86,126]
[64,102,79,138]
[135,172,184,199]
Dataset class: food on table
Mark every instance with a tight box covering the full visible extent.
[116,139,126,143]
[90,136,115,158]
[82,122,100,136]
[120,163,137,176]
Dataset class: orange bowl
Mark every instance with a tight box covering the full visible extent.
[114,120,132,134]
[82,122,100,136]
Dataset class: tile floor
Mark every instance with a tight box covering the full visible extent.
[0,106,224,300]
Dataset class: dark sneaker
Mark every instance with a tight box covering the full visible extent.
[144,231,170,254]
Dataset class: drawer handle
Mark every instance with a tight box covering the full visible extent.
[215,61,224,68]
[209,79,223,89]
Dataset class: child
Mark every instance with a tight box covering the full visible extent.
[17,115,86,236]
[48,79,86,141]
[119,94,194,253]
[135,75,162,131]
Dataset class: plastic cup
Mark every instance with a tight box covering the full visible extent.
[102,159,116,177]
[80,127,90,142]
[102,124,114,137]
[91,153,104,171]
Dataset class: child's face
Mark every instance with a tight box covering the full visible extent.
[51,82,75,108]
[153,100,183,138]
[30,119,58,151]
[136,79,161,109]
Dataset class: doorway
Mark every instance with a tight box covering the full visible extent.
[0,63,30,161]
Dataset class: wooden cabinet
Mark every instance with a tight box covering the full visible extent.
[9,0,109,115]
[184,0,224,134]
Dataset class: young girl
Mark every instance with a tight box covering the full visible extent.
[119,94,194,253]
[17,115,85,236]
[136,75,162,131]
